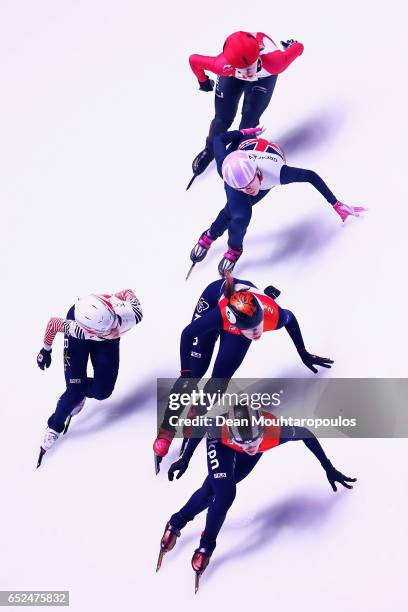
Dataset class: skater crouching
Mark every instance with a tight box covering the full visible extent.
[36,289,142,466]
[156,402,356,591]
[190,127,366,276]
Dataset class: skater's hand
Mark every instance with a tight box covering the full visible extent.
[37,348,52,370]
[299,350,333,374]
[240,126,265,137]
[325,465,357,492]
[168,457,189,481]
[199,77,214,92]
[281,39,297,49]
[334,201,368,223]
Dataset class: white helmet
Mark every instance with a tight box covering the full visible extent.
[74,295,117,334]
[222,150,257,189]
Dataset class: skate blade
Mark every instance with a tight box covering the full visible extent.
[179,437,188,457]
[186,175,197,191]
[154,454,162,475]
[36,447,46,469]
[194,573,201,594]
[156,549,165,572]
[63,415,72,435]
[185,263,196,281]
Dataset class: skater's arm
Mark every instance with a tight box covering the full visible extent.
[43,317,85,350]
[280,165,337,204]
[214,130,245,176]
[168,435,205,481]
[189,53,233,82]
[280,425,332,468]
[261,42,304,75]
[280,425,357,491]
[277,307,334,374]
[180,308,223,372]
[114,289,143,325]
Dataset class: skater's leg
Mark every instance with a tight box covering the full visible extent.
[211,332,252,378]
[170,477,215,530]
[47,309,89,433]
[239,75,278,129]
[88,338,120,400]
[199,440,238,548]
[208,203,231,240]
[205,77,245,154]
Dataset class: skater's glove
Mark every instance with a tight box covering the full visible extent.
[240,126,265,137]
[37,348,52,370]
[334,201,367,223]
[199,77,214,92]
[281,39,297,49]
[168,457,189,481]
[325,465,357,492]
[298,349,334,374]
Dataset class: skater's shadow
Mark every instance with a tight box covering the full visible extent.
[238,215,336,273]
[273,103,348,157]
[66,377,155,438]
[207,493,340,578]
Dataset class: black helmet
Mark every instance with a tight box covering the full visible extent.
[228,403,264,444]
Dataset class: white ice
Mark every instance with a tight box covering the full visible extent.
[0,1,407,611]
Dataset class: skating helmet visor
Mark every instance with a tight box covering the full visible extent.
[228,404,264,445]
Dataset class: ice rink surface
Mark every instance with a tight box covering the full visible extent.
[1,1,407,610]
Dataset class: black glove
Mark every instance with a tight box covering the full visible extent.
[199,77,214,92]
[37,348,52,370]
[168,457,190,481]
[325,465,357,492]
[281,39,297,49]
[299,350,334,374]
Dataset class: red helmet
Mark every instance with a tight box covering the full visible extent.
[223,31,259,69]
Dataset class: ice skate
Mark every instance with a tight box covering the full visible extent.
[218,247,242,276]
[63,398,86,435]
[186,148,214,190]
[192,547,211,593]
[156,523,180,572]
[36,428,59,468]
[186,231,214,280]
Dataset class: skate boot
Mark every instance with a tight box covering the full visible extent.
[37,427,59,468]
[218,247,242,277]
[186,231,214,280]
[156,523,181,572]
[192,546,212,593]
[186,148,214,190]
[153,427,175,474]
[63,398,86,435]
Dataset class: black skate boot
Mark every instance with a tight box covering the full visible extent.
[186,148,214,190]
[218,246,242,277]
[156,523,181,572]
[186,231,215,280]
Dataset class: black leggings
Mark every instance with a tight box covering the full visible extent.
[170,438,262,552]
[205,75,278,153]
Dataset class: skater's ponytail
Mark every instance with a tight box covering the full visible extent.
[223,271,235,298]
